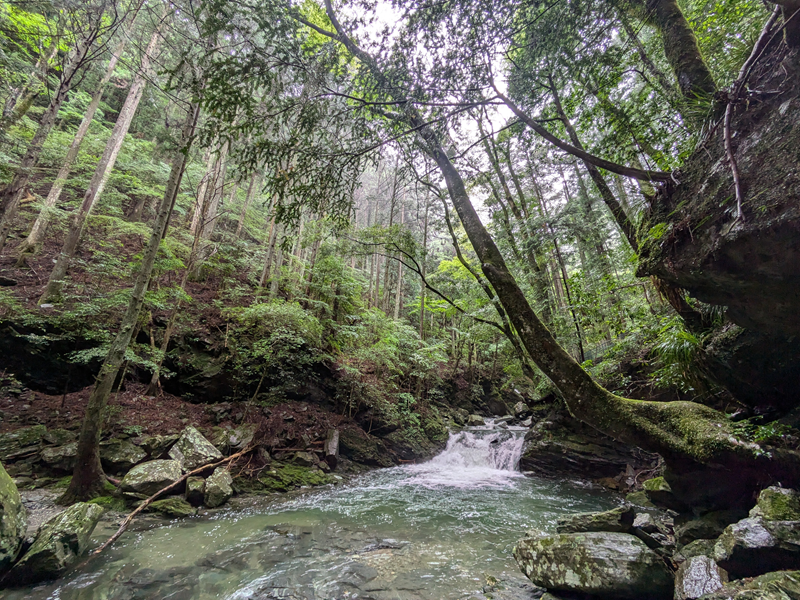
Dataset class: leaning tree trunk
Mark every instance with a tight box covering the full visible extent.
[60,101,200,504]
[16,38,128,260]
[0,42,59,135]
[40,20,165,304]
[0,33,97,253]
[318,0,800,507]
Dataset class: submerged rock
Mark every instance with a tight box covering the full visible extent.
[513,531,673,600]
[697,570,800,599]
[0,461,26,570]
[674,556,728,600]
[556,505,635,534]
[10,502,103,583]
[204,467,233,508]
[120,460,182,496]
[169,426,223,471]
[713,516,800,578]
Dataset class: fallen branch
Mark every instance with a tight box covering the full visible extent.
[87,445,253,561]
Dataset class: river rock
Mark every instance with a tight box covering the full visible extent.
[339,430,393,467]
[291,451,317,467]
[513,401,529,417]
[513,531,673,600]
[204,467,233,508]
[674,556,728,600]
[100,439,147,473]
[0,461,26,570]
[556,505,635,534]
[749,486,800,521]
[147,497,195,518]
[468,414,486,426]
[210,424,256,454]
[453,408,469,425]
[675,510,745,546]
[185,476,205,506]
[169,426,223,471]
[42,429,76,446]
[643,477,687,511]
[713,515,800,578]
[696,570,800,599]
[39,442,77,471]
[679,538,718,560]
[0,425,46,460]
[137,434,179,459]
[10,502,103,583]
[120,459,182,496]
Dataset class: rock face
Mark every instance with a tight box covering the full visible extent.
[120,460,182,496]
[11,502,103,583]
[168,426,223,471]
[204,467,233,508]
[0,461,26,570]
[513,531,673,600]
[697,570,800,599]
[100,439,147,473]
[0,425,46,460]
[556,505,635,534]
[674,556,728,600]
[713,516,800,578]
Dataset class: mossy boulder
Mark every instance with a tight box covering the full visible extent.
[679,538,719,560]
[209,424,256,455]
[168,426,223,471]
[556,505,635,534]
[185,476,205,506]
[514,531,673,600]
[39,442,77,472]
[87,496,127,512]
[0,425,46,461]
[255,463,333,493]
[714,516,800,578]
[42,429,76,446]
[204,467,233,508]
[643,476,687,511]
[10,502,103,584]
[100,439,147,473]
[0,461,26,570]
[626,490,656,509]
[467,415,485,426]
[119,460,182,496]
[290,451,317,468]
[147,497,196,518]
[136,434,178,459]
[697,570,800,599]
[749,486,800,521]
[675,510,747,546]
[674,555,728,600]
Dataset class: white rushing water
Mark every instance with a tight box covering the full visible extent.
[6,421,614,600]
[401,421,526,489]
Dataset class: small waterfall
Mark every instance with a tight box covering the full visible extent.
[399,421,526,489]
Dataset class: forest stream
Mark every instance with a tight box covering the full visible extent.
[5,422,614,600]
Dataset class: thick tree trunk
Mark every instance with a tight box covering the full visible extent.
[40,21,165,303]
[16,38,128,259]
[60,101,200,504]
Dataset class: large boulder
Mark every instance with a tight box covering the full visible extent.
[513,401,530,417]
[749,486,800,521]
[168,426,223,471]
[556,505,635,534]
[10,502,103,584]
[697,570,800,599]
[204,467,233,508]
[100,439,147,473]
[137,434,178,459]
[675,510,746,546]
[185,476,205,506]
[39,442,77,472]
[146,497,195,518]
[713,516,800,578]
[467,414,485,426]
[0,425,46,461]
[513,531,673,600]
[0,461,26,570]
[209,424,256,454]
[674,556,728,600]
[119,460,182,496]
[643,477,687,511]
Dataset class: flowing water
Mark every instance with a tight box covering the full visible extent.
[9,422,616,600]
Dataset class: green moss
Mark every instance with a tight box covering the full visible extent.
[87,495,127,511]
[642,477,670,492]
[146,497,196,518]
[102,480,117,494]
[52,475,72,489]
[257,463,333,493]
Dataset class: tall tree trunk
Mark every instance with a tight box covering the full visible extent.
[40,20,165,303]
[0,42,60,134]
[60,100,200,503]
[0,31,99,252]
[393,203,404,319]
[16,37,129,259]
[419,189,429,338]
[235,174,259,238]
